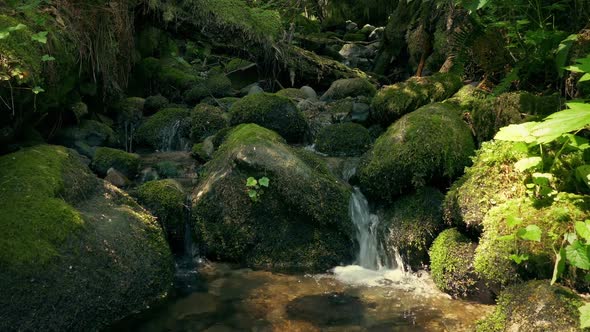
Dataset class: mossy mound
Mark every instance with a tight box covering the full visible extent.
[429,228,480,299]
[320,78,377,101]
[53,119,117,157]
[359,103,475,202]
[183,73,232,104]
[370,73,463,126]
[135,107,191,151]
[229,93,308,143]
[144,94,170,115]
[476,281,585,332]
[134,179,186,253]
[377,187,444,271]
[0,145,172,331]
[114,97,145,124]
[276,88,308,100]
[474,193,590,290]
[315,123,372,157]
[190,104,229,142]
[192,124,355,272]
[91,147,140,179]
[443,141,529,232]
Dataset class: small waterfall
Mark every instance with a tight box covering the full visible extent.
[159,120,192,152]
[349,187,382,270]
[173,194,201,294]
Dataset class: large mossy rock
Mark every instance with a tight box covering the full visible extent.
[135,107,191,151]
[229,93,308,143]
[429,228,481,299]
[91,147,140,178]
[183,73,233,104]
[476,280,586,332]
[370,73,462,126]
[320,78,377,101]
[473,193,590,291]
[53,119,117,157]
[190,104,229,142]
[377,187,444,271]
[0,145,173,331]
[192,124,355,272]
[134,179,186,253]
[315,122,372,157]
[443,141,529,232]
[359,103,475,202]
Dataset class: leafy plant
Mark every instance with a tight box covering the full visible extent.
[245,176,270,202]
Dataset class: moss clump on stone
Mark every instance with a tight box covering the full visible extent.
[91,147,140,178]
[476,280,585,332]
[135,107,191,150]
[321,78,377,101]
[190,104,229,142]
[429,228,479,298]
[134,179,185,253]
[192,124,354,272]
[0,15,43,84]
[183,74,232,103]
[276,88,308,100]
[144,94,169,115]
[378,187,444,271]
[370,73,463,126]
[343,32,367,42]
[114,97,145,123]
[359,103,475,202]
[474,194,590,290]
[315,122,372,157]
[229,93,308,143]
[54,119,117,156]
[443,141,529,232]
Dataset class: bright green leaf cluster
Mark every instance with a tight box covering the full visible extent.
[245,176,270,202]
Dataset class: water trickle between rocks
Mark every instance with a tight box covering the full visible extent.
[173,194,201,294]
[159,120,192,152]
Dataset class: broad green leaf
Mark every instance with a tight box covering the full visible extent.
[530,103,590,144]
[258,177,270,187]
[576,220,590,243]
[506,215,523,228]
[551,247,566,285]
[31,31,48,44]
[562,134,590,150]
[41,54,55,62]
[532,173,553,186]
[576,165,590,189]
[499,234,516,241]
[565,232,578,244]
[31,86,44,94]
[8,23,26,32]
[579,303,590,329]
[517,225,542,242]
[580,73,590,82]
[494,122,538,143]
[509,253,529,264]
[565,240,590,270]
[248,190,257,198]
[514,157,542,172]
[246,177,258,187]
[0,31,9,39]
[556,34,578,78]
[566,55,590,74]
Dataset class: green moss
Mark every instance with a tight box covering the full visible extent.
[183,73,232,103]
[315,123,372,157]
[155,161,179,178]
[193,124,354,272]
[135,107,191,150]
[55,119,117,152]
[276,88,307,100]
[321,78,377,101]
[229,93,308,143]
[370,73,463,126]
[0,14,43,83]
[191,104,229,142]
[474,193,590,289]
[343,32,366,41]
[114,97,145,124]
[429,228,479,298]
[91,147,139,178]
[144,94,169,115]
[0,145,96,270]
[359,103,475,202]
[476,280,584,332]
[224,58,254,73]
[293,14,321,34]
[444,85,489,110]
[443,141,530,231]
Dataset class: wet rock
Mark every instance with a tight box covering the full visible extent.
[360,24,376,35]
[321,78,377,101]
[315,123,372,157]
[300,85,318,100]
[104,167,130,188]
[190,104,229,142]
[286,293,365,326]
[140,167,160,183]
[350,102,370,123]
[346,20,359,32]
[144,94,169,115]
[339,44,376,71]
[53,120,117,157]
[246,84,264,96]
[135,107,192,151]
[91,147,140,179]
[369,27,385,40]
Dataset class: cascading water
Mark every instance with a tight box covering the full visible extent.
[173,194,201,294]
[349,187,381,270]
[158,120,192,152]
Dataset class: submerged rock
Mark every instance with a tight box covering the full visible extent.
[192,124,355,272]
[229,93,308,143]
[0,145,173,331]
[359,103,474,202]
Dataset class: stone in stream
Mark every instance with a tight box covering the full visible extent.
[0,145,173,331]
[91,146,140,179]
[320,77,377,102]
[192,124,355,272]
[135,107,192,151]
[359,102,475,202]
[286,293,366,326]
[300,85,318,100]
[104,167,130,188]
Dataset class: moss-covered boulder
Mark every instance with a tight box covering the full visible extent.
[0,145,173,331]
[229,93,308,143]
[144,94,169,115]
[134,179,186,253]
[114,97,145,124]
[190,104,229,142]
[315,123,372,157]
[443,141,529,232]
[370,73,463,126]
[429,228,481,299]
[192,124,355,272]
[377,187,444,271]
[135,107,191,151]
[476,281,586,332]
[474,193,590,291]
[320,78,377,101]
[91,147,140,179]
[359,103,475,202]
[276,88,308,100]
[183,73,233,104]
[53,120,117,157]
